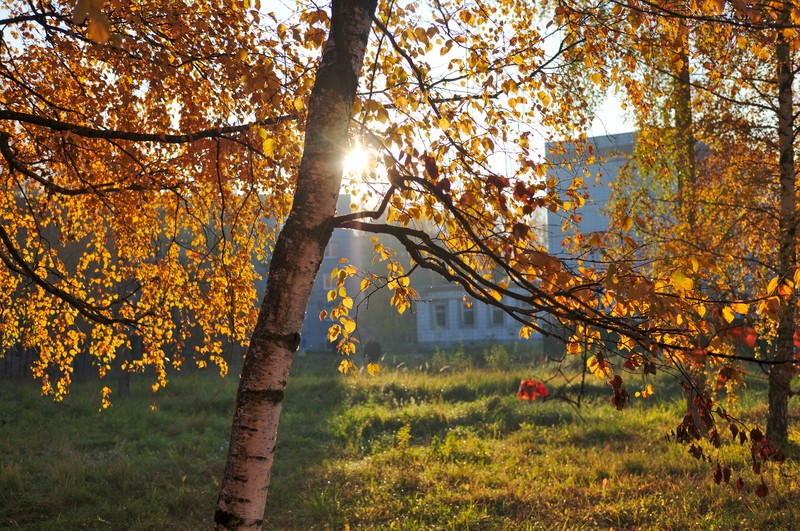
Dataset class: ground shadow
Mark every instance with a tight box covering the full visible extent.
[261,350,349,526]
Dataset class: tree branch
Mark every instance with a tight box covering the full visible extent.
[0,109,293,144]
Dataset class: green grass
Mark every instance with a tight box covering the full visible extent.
[0,372,237,529]
[1,350,798,529]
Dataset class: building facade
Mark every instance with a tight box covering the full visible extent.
[414,208,549,349]
[541,132,636,350]
[296,195,542,351]
[545,132,636,259]
[299,195,367,350]
[415,285,527,347]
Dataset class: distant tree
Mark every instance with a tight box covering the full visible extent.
[583,0,799,448]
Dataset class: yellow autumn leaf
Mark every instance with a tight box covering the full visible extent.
[778,283,793,299]
[736,35,747,50]
[670,270,693,293]
[767,276,779,295]
[586,355,610,379]
[342,318,356,334]
[338,359,358,375]
[340,341,356,356]
[100,386,112,409]
[621,216,633,232]
[262,138,277,158]
[327,324,342,343]
[731,302,749,315]
[87,17,110,43]
[705,0,725,15]
[636,384,654,399]
[538,90,551,106]
[722,306,735,324]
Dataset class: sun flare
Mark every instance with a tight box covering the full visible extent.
[343,144,371,175]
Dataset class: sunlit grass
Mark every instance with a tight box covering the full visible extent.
[296,364,798,529]
[1,350,798,529]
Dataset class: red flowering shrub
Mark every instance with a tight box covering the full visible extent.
[743,327,758,348]
[516,379,548,402]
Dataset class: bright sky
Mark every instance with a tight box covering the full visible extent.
[327,1,638,189]
[590,92,635,138]
[343,89,636,194]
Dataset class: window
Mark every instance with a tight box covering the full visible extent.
[324,242,338,258]
[433,302,447,329]
[323,273,335,289]
[491,306,504,326]
[462,304,475,328]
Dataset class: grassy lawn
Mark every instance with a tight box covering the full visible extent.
[1,348,798,529]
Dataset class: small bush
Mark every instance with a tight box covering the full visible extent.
[483,344,512,371]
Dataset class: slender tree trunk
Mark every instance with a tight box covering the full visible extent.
[768,25,796,449]
[214,2,377,528]
[117,363,131,399]
[674,23,696,229]
[673,23,707,434]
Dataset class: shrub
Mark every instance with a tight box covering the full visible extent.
[484,344,512,371]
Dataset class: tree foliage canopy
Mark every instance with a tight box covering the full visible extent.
[3,0,799,412]
[0,0,318,398]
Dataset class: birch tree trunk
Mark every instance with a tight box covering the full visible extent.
[767,23,796,449]
[672,22,708,434]
[674,23,696,230]
[214,1,377,528]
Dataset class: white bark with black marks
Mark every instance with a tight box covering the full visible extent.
[214,1,378,528]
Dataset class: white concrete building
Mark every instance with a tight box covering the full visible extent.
[545,132,636,259]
